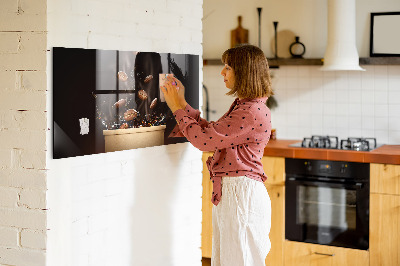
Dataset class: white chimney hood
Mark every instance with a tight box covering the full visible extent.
[320,0,365,71]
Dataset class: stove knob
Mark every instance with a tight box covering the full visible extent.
[305,162,312,171]
[340,164,347,174]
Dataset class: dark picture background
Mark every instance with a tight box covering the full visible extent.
[53,47,199,159]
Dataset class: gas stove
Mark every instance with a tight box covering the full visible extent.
[289,135,381,151]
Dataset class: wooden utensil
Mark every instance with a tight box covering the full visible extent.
[231,16,249,48]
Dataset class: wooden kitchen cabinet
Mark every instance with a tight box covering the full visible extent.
[370,163,400,266]
[284,241,369,266]
[261,156,285,186]
[201,154,286,265]
[262,156,285,266]
[264,184,285,266]
[370,163,400,195]
[202,152,213,258]
[370,193,400,266]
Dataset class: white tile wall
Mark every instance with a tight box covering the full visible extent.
[203,65,400,144]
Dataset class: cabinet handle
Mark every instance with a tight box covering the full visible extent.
[314,252,335,257]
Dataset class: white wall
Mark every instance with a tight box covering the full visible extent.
[203,0,400,58]
[203,0,400,145]
[203,0,326,59]
[0,0,48,265]
[46,1,203,266]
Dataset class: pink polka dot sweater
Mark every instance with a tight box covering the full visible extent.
[169,97,272,206]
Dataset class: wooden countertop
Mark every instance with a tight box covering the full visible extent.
[263,139,400,165]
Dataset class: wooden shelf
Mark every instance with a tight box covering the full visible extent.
[203,58,323,67]
[359,57,400,65]
[203,57,400,67]
[268,58,323,67]
[203,59,223,66]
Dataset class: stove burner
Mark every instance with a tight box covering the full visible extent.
[340,137,377,151]
[294,136,379,151]
[301,135,339,149]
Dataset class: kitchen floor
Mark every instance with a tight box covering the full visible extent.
[202,257,211,266]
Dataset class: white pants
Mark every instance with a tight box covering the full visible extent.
[212,176,271,266]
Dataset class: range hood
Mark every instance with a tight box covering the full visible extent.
[320,0,365,71]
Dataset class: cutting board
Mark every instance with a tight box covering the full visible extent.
[231,16,249,48]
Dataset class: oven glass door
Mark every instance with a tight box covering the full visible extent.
[285,179,369,250]
[298,185,356,231]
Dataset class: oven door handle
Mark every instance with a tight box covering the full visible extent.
[314,251,335,257]
[286,177,364,189]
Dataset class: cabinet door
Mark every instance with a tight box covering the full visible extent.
[202,152,213,258]
[261,156,285,185]
[264,184,284,266]
[284,241,369,266]
[370,193,400,266]
[370,163,400,195]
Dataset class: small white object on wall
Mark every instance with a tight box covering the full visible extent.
[79,118,89,135]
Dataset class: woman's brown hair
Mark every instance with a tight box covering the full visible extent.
[221,44,273,99]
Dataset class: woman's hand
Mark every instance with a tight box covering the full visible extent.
[161,77,185,113]
[169,76,187,108]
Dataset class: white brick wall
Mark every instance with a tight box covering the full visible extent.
[47,143,203,266]
[0,208,46,230]
[20,189,47,209]
[0,187,19,208]
[0,0,46,32]
[21,229,47,250]
[0,248,46,266]
[2,0,203,265]
[0,169,47,189]
[0,0,48,265]
[0,227,19,247]
[46,0,203,266]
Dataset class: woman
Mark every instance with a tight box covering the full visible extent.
[161,44,273,266]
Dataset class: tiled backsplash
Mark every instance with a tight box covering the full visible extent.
[203,65,400,144]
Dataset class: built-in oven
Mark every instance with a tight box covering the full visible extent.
[285,158,369,250]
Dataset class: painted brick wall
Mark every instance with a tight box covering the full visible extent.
[1,0,203,265]
[46,0,203,266]
[0,0,48,265]
[47,143,203,266]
